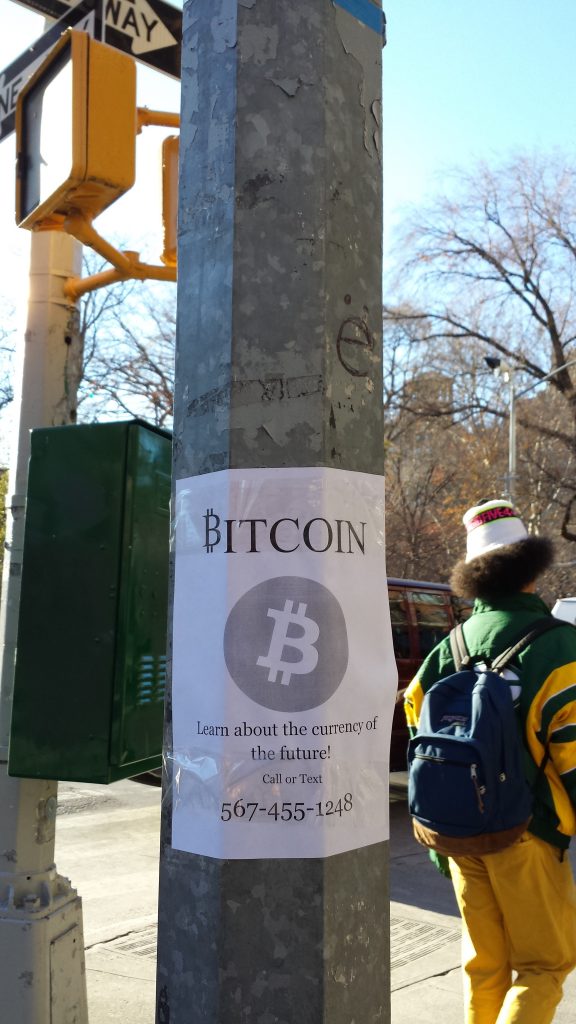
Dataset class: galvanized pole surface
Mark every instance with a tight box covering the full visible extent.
[156,1,387,1021]
[0,231,88,1022]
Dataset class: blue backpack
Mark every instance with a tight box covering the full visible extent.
[407,617,564,856]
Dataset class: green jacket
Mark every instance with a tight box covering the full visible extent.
[404,593,576,850]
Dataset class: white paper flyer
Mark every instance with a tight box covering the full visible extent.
[170,467,398,859]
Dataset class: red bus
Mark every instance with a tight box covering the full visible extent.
[388,578,472,771]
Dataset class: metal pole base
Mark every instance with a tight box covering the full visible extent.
[0,768,88,1022]
[0,894,87,1022]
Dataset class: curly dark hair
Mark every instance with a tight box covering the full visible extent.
[450,536,554,601]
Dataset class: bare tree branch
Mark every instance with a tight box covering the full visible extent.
[384,150,576,569]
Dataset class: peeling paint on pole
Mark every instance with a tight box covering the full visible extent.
[156,1,388,1020]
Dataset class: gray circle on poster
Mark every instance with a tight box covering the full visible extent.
[224,576,349,712]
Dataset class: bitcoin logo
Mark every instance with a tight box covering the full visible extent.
[203,507,220,552]
[257,600,320,686]
[224,577,348,712]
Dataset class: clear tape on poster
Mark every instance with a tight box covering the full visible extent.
[160,746,391,861]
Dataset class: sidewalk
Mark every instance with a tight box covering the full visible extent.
[55,778,576,1023]
[56,781,160,1024]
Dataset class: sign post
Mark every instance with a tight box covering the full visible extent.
[156,1,393,1021]
[0,230,87,1023]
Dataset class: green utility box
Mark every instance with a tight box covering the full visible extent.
[9,420,171,784]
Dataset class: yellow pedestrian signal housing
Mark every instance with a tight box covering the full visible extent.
[161,134,178,267]
[15,29,136,230]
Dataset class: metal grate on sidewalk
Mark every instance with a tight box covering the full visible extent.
[390,916,460,970]
[104,917,460,971]
[105,925,158,959]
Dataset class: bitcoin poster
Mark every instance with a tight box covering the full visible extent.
[170,467,397,859]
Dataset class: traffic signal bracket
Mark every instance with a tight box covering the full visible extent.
[15,29,180,301]
[62,104,180,300]
[62,212,177,301]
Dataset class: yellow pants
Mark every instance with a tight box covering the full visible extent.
[449,832,576,1024]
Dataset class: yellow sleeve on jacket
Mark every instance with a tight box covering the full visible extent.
[526,661,576,834]
[404,677,424,731]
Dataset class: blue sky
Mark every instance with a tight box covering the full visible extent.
[382,0,576,245]
[0,0,575,315]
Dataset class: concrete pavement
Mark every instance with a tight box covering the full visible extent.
[56,779,160,1024]
[54,776,576,1023]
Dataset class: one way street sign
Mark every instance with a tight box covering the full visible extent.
[105,0,179,59]
[1,0,182,141]
[0,0,102,142]
[13,0,181,73]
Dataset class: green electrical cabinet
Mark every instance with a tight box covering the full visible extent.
[9,420,171,784]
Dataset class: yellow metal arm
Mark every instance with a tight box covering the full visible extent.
[137,107,180,132]
[62,212,176,302]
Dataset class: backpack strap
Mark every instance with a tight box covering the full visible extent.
[491,617,567,673]
[449,616,569,674]
[449,623,473,671]
[452,616,572,789]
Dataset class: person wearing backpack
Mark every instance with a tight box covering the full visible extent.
[404,498,576,1024]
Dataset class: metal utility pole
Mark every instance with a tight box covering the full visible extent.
[156,1,390,1022]
[0,231,88,1022]
[507,372,516,503]
[485,356,576,504]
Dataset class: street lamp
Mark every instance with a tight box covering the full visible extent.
[485,356,576,503]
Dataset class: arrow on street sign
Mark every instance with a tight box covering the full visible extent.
[10,0,182,76]
[0,0,102,142]
[105,0,178,57]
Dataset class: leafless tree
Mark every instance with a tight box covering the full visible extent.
[384,385,507,582]
[77,254,175,427]
[384,151,576,548]
[0,302,16,414]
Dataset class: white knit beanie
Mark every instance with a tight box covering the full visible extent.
[463,499,528,563]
